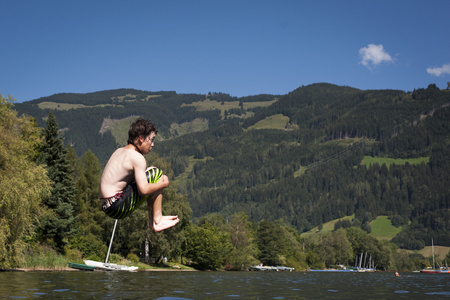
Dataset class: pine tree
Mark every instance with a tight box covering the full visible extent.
[38,112,77,252]
[67,149,110,259]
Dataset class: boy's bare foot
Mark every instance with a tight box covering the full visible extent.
[152,215,179,232]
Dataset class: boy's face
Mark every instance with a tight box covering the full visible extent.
[138,131,156,154]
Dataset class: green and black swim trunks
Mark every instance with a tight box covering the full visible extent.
[102,167,162,219]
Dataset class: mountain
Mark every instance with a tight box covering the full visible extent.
[13,83,450,249]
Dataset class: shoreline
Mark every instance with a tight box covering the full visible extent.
[1,267,197,272]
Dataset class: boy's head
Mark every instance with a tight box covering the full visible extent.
[127,118,157,145]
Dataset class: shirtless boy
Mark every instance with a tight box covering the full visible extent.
[99,118,179,232]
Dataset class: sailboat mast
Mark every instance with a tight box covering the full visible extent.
[432,238,435,270]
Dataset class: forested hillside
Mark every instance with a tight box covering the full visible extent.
[13,83,450,250]
[14,89,228,163]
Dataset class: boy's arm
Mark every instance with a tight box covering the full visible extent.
[133,154,169,195]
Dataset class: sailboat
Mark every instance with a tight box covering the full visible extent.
[84,220,138,271]
[420,239,448,274]
[356,252,376,272]
[71,220,138,272]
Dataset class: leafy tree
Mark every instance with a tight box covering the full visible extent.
[198,213,227,230]
[393,249,418,271]
[0,96,51,268]
[37,112,77,252]
[334,219,352,230]
[361,221,371,233]
[306,251,325,269]
[183,223,232,270]
[280,226,307,270]
[226,212,258,270]
[256,220,289,265]
[390,215,406,227]
[314,229,353,266]
[391,224,426,250]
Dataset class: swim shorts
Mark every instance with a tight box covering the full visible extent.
[102,167,163,219]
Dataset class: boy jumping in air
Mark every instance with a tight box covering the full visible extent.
[99,118,179,231]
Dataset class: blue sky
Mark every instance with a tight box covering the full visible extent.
[1,0,449,102]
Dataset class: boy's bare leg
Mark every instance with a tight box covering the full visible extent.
[147,191,179,232]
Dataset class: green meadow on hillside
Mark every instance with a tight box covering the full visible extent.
[361,156,429,168]
[300,215,354,238]
[99,116,139,146]
[301,215,402,242]
[38,101,123,110]
[182,98,277,119]
[169,118,209,136]
[247,114,290,130]
[369,216,403,240]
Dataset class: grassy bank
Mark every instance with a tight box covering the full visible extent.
[23,244,69,270]
[19,243,194,271]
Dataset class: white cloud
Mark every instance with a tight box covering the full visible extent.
[427,63,450,76]
[359,44,393,69]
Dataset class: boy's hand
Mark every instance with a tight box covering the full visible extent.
[160,175,169,188]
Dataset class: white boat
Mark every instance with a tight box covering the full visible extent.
[356,267,376,272]
[82,220,138,272]
[84,260,138,272]
[250,265,294,272]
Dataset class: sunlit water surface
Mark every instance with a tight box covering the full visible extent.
[0,271,449,299]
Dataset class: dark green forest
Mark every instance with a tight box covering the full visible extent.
[12,83,450,254]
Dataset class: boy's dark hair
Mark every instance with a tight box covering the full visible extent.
[127,118,157,145]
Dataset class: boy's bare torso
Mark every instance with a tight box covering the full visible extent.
[99,145,143,198]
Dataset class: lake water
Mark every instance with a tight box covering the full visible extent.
[0,271,448,299]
